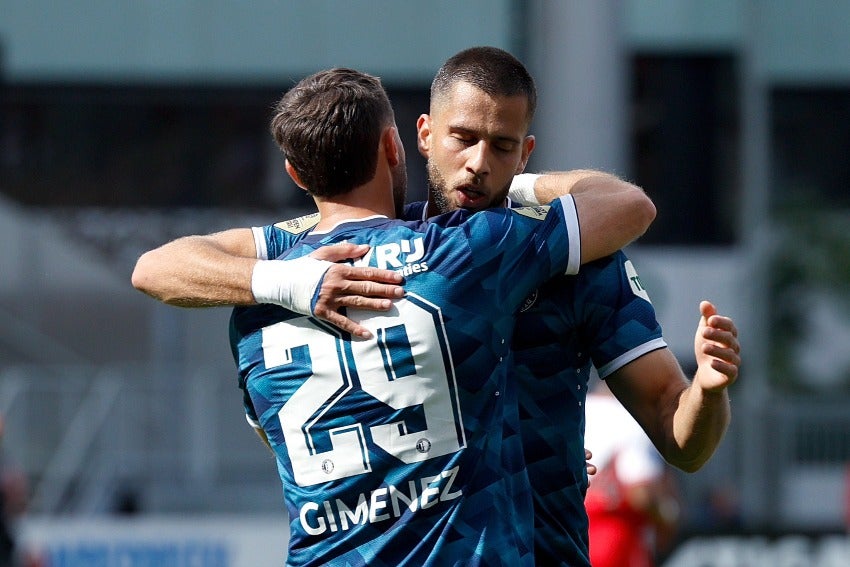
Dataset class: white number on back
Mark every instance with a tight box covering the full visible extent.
[262,295,466,487]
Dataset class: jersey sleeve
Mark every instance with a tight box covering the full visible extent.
[252,212,321,260]
[574,251,667,378]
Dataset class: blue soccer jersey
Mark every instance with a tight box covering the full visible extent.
[232,197,580,566]
[511,252,665,566]
[401,201,667,565]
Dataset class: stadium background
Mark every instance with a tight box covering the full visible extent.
[1,1,848,565]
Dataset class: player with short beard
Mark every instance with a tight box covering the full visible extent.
[133,48,738,567]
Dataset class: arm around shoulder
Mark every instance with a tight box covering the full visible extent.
[131,228,259,307]
[511,169,655,263]
[570,175,655,263]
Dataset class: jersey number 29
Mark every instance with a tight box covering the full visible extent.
[262,295,467,487]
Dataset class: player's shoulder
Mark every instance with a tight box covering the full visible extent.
[272,212,321,234]
[536,250,630,301]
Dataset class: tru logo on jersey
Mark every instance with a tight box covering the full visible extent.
[353,237,429,277]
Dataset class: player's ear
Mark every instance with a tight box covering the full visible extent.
[416,114,432,158]
[517,135,535,174]
[284,159,308,191]
[383,126,402,167]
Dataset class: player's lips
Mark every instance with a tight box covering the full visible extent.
[456,185,487,206]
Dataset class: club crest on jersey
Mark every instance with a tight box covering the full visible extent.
[354,237,429,276]
[625,260,652,303]
[274,212,321,235]
[519,289,539,312]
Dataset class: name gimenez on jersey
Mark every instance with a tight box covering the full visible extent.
[352,237,429,277]
[299,465,462,535]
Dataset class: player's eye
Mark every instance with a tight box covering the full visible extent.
[451,134,475,145]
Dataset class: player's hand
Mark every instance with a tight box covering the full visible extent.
[693,300,740,393]
[309,243,404,339]
[585,448,597,476]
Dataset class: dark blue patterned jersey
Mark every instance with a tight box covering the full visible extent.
[261,200,667,565]
[404,199,666,564]
[232,196,581,566]
[510,251,666,566]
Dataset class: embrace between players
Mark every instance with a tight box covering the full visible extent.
[133,47,740,567]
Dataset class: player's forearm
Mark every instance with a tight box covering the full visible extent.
[511,169,651,207]
[572,184,656,263]
[535,170,635,202]
[132,235,258,307]
[668,383,731,472]
[573,173,656,237]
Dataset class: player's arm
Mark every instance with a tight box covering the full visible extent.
[132,229,404,338]
[605,301,739,472]
[568,177,656,263]
[132,229,260,307]
[509,169,641,207]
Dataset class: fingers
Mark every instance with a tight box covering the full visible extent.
[310,243,371,262]
[702,309,740,358]
[585,448,597,476]
[312,264,406,340]
[709,358,739,380]
[701,341,740,370]
[699,300,717,321]
[694,300,741,391]
[697,304,741,388]
[340,282,405,302]
[324,265,404,299]
[339,265,404,285]
[314,307,374,340]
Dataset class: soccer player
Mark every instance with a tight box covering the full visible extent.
[410,48,738,566]
[228,67,650,566]
[132,47,738,566]
[247,47,739,566]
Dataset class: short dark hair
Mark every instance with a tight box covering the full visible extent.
[431,46,537,124]
[270,68,395,197]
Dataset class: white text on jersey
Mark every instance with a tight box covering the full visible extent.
[353,237,429,276]
[299,465,462,535]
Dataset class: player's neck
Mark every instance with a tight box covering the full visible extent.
[313,182,396,230]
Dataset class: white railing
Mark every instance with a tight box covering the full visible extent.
[0,363,279,516]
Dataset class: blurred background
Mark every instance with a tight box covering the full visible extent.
[0,1,848,565]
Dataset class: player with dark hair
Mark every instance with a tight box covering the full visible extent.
[133,47,739,566]
[228,66,651,565]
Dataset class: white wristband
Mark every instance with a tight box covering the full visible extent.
[251,256,332,315]
[509,173,542,206]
